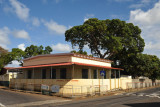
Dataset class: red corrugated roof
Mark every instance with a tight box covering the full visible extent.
[4,67,16,70]
[14,62,123,70]
[18,62,73,69]
[23,53,112,63]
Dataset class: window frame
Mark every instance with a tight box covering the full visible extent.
[60,68,66,79]
[82,69,88,79]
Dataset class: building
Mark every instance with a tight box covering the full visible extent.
[0,67,17,87]
[10,53,131,96]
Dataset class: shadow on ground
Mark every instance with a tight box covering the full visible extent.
[124,102,160,107]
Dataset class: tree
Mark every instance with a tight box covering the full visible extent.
[11,48,26,66]
[24,45,52,58]
[71,50,88,55]
[0,46,14,73]
[65,18,145,59]
[12,45,53,66]
[117,53,160,80]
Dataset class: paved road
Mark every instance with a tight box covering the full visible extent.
[0,88,71,107]
[0,87,160,107]
[53,87,160,107]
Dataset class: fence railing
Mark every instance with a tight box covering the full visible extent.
[9,83,108,97]
[126,82,160,90]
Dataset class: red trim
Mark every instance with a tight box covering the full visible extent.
[18,62,73,69]
[4,67,16,70]
[14,62,123,70]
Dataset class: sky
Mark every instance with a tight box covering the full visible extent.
[0,0,160,67]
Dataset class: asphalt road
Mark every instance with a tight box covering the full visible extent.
[0,88,71,107]
[53,87,160,107]
[0,87,160,107]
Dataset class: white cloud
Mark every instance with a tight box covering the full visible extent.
[6,60,20,67]
[51,43,72,52]
[0,27,10,49]
[129,1,160,57]
[129,0,153,9]
[130,1,160,26]
[12,30,30,40]
[32,17,40,27]
[18,43,25,51]
[9,0,30,21]
[43,20,67,35]
[84,14,95,22]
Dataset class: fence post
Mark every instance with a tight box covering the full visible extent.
[72,85,73,98]
[81,86,83,97]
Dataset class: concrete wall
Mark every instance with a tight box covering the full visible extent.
[72,57,111,67]
[10,78,124,94]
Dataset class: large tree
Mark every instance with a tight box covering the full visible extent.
[12,45,53,66]
[120,53,160,80]
[0,46,14,73]
[65,18,145,58]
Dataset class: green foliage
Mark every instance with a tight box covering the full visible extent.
[65,18,145,58]
[113,53,160,80]
[0,47,14,72]
[11,45,53,66]
[71,50,88,55]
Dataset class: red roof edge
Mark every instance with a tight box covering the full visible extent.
[12,62,123,70]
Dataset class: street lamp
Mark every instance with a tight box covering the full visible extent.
[116,60,120,66]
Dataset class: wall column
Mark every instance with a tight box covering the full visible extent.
[118,70,120,88]
[25,70,27,79]
[51,66,52,79]
[72,65,74,79]
[115,70,116,89]
[89,68,91,79]
[97,68,98,79]
[33,68,34,79]
[110,70,111,90]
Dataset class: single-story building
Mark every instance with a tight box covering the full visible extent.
[0,67,18,87]
[10,53,131,96]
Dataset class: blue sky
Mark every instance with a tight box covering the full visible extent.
[0,0,160,66]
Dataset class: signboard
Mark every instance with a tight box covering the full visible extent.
[51,85,60,93]
[100,70,105,76]
[41,84,49,90]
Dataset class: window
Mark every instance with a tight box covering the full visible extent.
[50,69,56,79]
[27,70,32,79]
[82,69,88,79]
[93,70,97,79]
[42,69,46,79]
[60,68,66,79]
